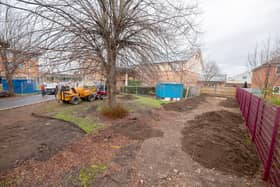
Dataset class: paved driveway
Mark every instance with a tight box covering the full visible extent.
[0,95,55,110]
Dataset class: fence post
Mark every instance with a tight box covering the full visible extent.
[252,98,261,142]
[242,92,247,114]
[245,94,252,126]
[263,107,280,181]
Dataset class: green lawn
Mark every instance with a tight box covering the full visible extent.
[270,96,280,106]
[135,95,170,108]
[40,101,102,133]
[54,112,100,133]
[39,94,170,132]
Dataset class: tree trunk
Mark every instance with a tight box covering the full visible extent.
[107,70,117,107]
[106,49,117,108]
[263,64,271,99]
[6,75,15,96]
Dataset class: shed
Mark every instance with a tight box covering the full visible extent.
[2,79,37,94]
[156,82,184,99]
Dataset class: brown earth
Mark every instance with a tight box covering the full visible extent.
[112,117,163,140]
[0,96,265,187]
[219,97,239,108]
[162,95,206,111]
[0,127,131,187]
[182,110,260,177]
[0,104,85,171]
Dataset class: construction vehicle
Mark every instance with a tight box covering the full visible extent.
[56,86,97,104]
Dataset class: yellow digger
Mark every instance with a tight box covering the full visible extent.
[56,86,97,104]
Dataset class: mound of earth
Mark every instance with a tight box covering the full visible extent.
[219,97,239,108]
[112,117,163,140]
[162,95,205,112]
[182,110,260,177]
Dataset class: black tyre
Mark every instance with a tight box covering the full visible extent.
[87,94,96,102]
[70,96,81,105]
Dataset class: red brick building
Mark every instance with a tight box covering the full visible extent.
[251,57,280,90]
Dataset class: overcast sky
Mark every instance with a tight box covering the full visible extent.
[200,0,280,76]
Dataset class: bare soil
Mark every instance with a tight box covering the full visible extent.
[0,104,85,171]
[219,97,239,108]
[0,96,265,187]
[0,127,131,186]
[162,95,206,111]
[112,117,163,140]
[182,110,260,177]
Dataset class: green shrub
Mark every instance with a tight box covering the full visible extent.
[100,104,128,119]
[120,86,155,95]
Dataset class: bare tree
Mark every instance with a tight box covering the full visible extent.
[202,61,220,81]
[0,0,200,106]
[248,38,280,98]
[0,7,41,95]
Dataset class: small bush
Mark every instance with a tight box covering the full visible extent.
[100,104,128,119]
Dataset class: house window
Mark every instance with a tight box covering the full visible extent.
[170,63,180,71]
[18,64,23,69]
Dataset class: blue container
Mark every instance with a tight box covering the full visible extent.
[156,82,184,99]
[2,79,37,94]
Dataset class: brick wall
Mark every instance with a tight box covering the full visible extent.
[252,65,280,88]
[0,59,39,79]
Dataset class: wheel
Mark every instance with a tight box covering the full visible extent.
[70,96,81,105]
[87,94,96,102]
[99,95,104,100]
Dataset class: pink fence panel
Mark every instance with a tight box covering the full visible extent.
[236,87,280,186]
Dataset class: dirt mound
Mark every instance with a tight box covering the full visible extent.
[112,117,163,140]
[182,110,260,177]
[162,95,205,112]
[219,97,239,108]
[118,94,137,100]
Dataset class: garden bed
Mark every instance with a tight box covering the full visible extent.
[182,110,260,177]
[0,104,85,171]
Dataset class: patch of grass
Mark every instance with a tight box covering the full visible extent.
[79,164,107,187]
[54,112,100,133]
[270,96,280,106]
[135,95,170,108]
[41,102,102,133]
[243,135,251,145]
[99,104,128,119]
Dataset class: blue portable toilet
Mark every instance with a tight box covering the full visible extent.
[2,79,37,94]
[156,82,184,100]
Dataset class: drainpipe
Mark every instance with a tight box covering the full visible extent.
[125,72,128,86]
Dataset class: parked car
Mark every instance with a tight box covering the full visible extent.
[0,90,10,97]
[45,83,57,95]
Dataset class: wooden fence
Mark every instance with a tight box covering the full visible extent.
[236,87,280,186]
[200,87,236,97]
